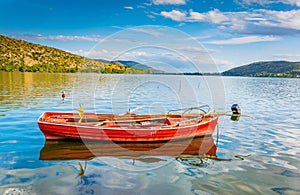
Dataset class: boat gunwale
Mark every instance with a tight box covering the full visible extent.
[38,112,217,131]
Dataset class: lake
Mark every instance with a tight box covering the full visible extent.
[0,71,299,194]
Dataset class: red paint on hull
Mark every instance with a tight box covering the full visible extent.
[38,112,218,142]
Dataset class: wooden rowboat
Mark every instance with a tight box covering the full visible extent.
[39,136,217,161]
[38,106,218,142]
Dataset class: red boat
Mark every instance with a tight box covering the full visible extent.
[38,106,218,142]
[39,136,217,161]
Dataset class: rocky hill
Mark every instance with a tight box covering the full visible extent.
[0,35,150,74]
[222,61,300,78]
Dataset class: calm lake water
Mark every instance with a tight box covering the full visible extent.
[0,71,299,194]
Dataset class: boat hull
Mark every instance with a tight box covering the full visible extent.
[38,112,218,142]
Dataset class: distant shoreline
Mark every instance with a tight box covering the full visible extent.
[1,70,299,78]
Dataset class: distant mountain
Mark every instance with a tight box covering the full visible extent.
[222,61,300,78]
[0,35,150,74]
[116,60,151,71]
[95,59,164,74]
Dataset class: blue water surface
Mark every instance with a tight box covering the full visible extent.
[0,72,299,194]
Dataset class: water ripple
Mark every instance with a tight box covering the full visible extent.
[0,73,300,194]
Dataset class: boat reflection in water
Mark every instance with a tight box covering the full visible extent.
[39,136,217,165]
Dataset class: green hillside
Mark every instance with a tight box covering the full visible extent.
[222,61,300,78]
[0,35,150,74]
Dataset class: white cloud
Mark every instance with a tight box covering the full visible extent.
[235,0,272,5]
[286,0,300,6]
[71,48,159,61]
[160,9,228,23]
[9,34,104,42]
[72,49,122,60]
[161,8,300,32]
[273,53,300,61]
[206,35,281,45]
[161,10,187,21]
[255,9,300,30]
[124,6,134,10]
[152,0,186,5]
[205,9,229,23]
[189,11,206,21]
[235,0,300,6]
[189,9,229,23]
[176,46,209,53]
[277,0,300,6]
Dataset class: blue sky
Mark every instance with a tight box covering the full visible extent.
[1,0,300,72]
